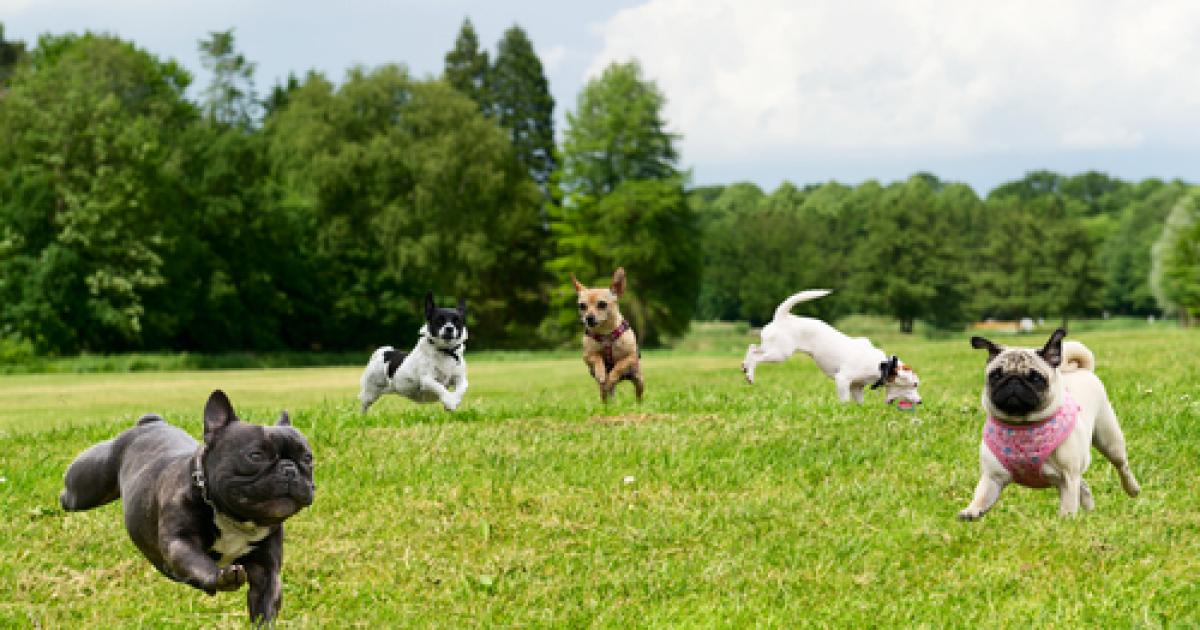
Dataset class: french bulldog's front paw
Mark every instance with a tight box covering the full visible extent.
[214,564,247,592]
[957,507,983,521]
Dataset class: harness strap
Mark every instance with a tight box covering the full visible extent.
[588,320,631,368]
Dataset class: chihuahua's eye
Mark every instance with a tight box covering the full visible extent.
[597,300,607,310]
[578,303,587,310]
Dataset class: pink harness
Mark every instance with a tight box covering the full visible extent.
[588,320,630,371]
[983,390,1080,488]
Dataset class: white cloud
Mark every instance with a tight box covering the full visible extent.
[587,0,1200,165]
[540,44,568,75]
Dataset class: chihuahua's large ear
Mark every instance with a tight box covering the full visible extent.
[424,292,436,321]
[970,336,1003,362]
[204,390,237,443]
[571,273,584,293]
[1038,327,1067,368]
[457,297,467,321]
[611,267,626,297]
[276,410,292,427]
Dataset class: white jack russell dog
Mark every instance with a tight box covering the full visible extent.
[742,290,922,405]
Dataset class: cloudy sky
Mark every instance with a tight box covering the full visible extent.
[4,0,1199,194]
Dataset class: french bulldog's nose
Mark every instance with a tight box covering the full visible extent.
[280,461,298,479]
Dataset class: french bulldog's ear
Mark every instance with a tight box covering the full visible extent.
[424,292,435,321]
[203,390,237,443]
[611,267,626,297]
[888,355,899,377]
[276,410,291,427]
[970,336,1002,361]
[457,297,467,321]
[1039,327,1067,368]
[571,273,584,293]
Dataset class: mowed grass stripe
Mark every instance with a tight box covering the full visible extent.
[2,327,1198,627]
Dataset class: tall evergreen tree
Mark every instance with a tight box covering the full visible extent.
[443,18,489,110]
[0,24,26,87]
[198,29,258,128]
[490,25,556,190]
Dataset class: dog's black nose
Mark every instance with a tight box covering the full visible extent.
[585,315,596,327]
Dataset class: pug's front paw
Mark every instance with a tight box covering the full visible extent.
[957,507,983,521]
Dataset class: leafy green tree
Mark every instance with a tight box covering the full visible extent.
[1101,180,1184,315]
[0,24,26,87]
[1151,189,1200,325]
[559,61,679,197]
[853,176,976,332]
[490,25,556,191]
[0,33,195,352]
[265,66,546,348]
[444,18,489,110]
[549,60,698,345]
[198,29,257,128]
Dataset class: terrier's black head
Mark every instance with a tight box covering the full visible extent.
[424,292,467,345]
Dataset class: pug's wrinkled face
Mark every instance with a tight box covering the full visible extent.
[970,328,1066,422]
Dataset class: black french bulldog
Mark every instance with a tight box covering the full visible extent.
[59,390,314,625]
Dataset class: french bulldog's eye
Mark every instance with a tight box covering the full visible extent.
[247,451,267,463]
[578,303,587,310]
[597,301,608,310]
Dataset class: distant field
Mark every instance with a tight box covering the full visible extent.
[2,326,1198,627]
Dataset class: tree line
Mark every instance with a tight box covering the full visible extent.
[0,21,1195,355]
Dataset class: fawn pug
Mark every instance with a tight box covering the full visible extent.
[959,328,1140,520]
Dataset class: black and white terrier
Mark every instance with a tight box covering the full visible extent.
[359,293,469,413]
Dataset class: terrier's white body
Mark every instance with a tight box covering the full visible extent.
[742,290,921,405]
[359,326,468,413]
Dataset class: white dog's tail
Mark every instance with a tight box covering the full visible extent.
[773,289,833,321]
[1060,340,1095,373]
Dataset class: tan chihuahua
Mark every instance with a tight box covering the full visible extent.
[571,267,644,403]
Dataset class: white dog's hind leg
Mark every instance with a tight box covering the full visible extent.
[958,472,1008,521]
[743,341,791,384]
[1091,401,1140,497]
[850,384,865,404]
[359,384,384,414]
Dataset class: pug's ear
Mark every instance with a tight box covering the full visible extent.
[203,390,237,443]
[276,410,291,427]
[1039,328,1067,368]
[970,336,1002,362]
[611,267,626,297]
[571,273,584,293]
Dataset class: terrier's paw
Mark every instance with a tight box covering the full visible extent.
[443,398,460,412]
[214,564,247,592]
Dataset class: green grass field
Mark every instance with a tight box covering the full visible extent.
[2,325,1199,627]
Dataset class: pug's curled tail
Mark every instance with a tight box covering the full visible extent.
[1060,341,1095,373]
[774,289,833,321]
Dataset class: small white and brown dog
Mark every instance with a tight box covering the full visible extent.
[358,293,468,413]
[742,289,922,405]
[959,328,1140,519]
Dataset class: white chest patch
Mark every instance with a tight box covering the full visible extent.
[210,511,271,567]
